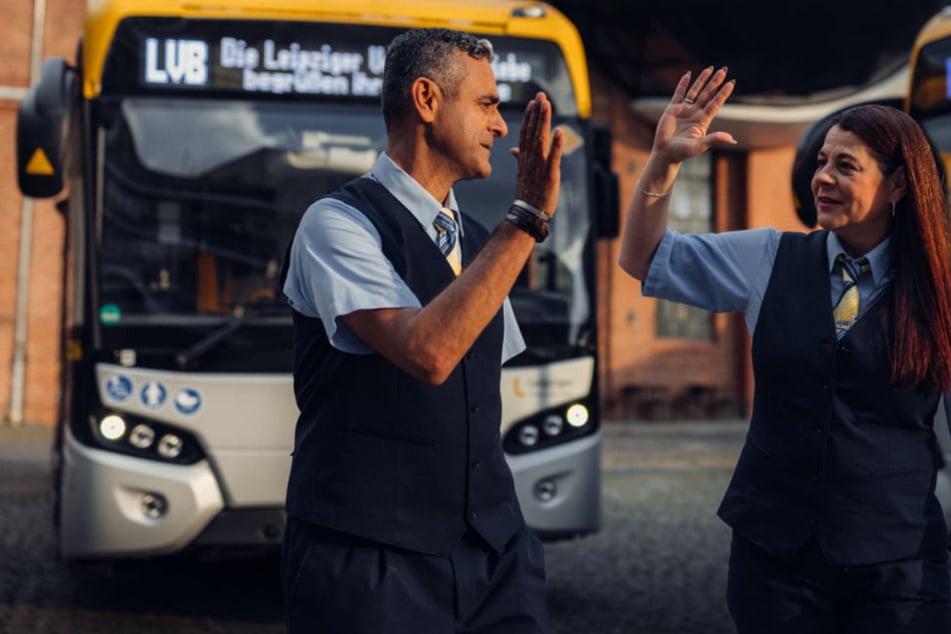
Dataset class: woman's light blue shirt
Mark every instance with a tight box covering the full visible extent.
[642,227,893,338]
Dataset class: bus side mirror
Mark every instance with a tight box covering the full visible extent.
[17,58,77,198]
[591,123,619,239]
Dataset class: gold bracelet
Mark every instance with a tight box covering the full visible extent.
[638,186,672,198]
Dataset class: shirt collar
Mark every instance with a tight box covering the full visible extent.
[366,152,464,235]
[825,231,892,285]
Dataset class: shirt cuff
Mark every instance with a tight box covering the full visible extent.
[641,229,676,297]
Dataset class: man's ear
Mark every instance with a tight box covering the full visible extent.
[890,166,907,203]
[411,77,439,124]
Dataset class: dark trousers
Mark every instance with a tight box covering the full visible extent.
[727,532,951,634]
[281,517,547,633]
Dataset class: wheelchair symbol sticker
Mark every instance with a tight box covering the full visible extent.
[104,375,133,403]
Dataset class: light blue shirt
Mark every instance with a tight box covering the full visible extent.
[642,227,894,338]
[283,152,526,362]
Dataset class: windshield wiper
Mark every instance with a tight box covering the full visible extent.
[175,307,245,369]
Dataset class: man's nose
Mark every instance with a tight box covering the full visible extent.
[492,112,508,138]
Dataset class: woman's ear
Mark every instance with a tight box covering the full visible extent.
[890,166,907,203]
[411,77,439,124]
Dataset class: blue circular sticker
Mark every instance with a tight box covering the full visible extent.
[140,381,167,409]
[174,388,202,415]
[104,374,133,403]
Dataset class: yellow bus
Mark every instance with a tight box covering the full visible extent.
[907,6,951,178]
[15,0,616,562]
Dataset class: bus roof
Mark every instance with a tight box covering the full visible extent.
[906,6,951,115]
[82,0,590,116]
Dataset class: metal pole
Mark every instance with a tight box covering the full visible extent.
[9,0,48,426]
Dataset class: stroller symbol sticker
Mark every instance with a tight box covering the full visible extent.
[174,388,202,415]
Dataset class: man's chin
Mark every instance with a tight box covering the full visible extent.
[458,166,492,182]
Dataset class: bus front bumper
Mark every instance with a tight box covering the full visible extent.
[59,427,226,560]
[507,430,602,540]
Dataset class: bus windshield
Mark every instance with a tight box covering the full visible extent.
[97,97,593,353]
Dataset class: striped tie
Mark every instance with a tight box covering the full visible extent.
[433,208,461,275]
[833,255,870,338]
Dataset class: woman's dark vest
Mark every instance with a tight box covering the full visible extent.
[284,177,523,557]
[718,230,944,566]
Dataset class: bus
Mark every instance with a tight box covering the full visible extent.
[15,0,616,561]
[790,5,951,528]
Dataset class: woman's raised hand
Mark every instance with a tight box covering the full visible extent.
[652,66,736,164]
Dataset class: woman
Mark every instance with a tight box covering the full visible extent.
[619,67,951,632]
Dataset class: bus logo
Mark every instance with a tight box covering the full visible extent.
[144,38,209,86]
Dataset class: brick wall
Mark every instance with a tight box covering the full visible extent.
[0,0,82,425]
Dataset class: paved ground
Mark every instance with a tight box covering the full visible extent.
[0,419,747,633]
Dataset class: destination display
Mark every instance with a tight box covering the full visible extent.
[102,18,575,111]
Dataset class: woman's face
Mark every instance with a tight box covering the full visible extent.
[811,124,901,254]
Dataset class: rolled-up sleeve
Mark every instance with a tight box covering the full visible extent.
[283,197,420,354]
[642,227,779,317]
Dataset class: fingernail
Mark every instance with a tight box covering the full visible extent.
[705,65,714,73]
[721,66,729,74]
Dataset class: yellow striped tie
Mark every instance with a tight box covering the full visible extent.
[833,255,869,337]
[434,208,462,276]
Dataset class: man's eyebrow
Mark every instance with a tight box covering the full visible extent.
[482,94,501,104]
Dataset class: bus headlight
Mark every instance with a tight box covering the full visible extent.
[128,424,156,449]
[543,415,564,436]
[518,425,540,447]
[98,414,127,441]
[503,400,597,455]
[566,403,590,428]
[157,434,184,459]
[89,411,204,464]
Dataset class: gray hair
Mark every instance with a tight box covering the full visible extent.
[381,28,494,129]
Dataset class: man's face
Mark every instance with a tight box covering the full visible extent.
[429,52,508,181]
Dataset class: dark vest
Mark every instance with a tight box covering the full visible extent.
[718,230,944,566]
[285,177,523,557]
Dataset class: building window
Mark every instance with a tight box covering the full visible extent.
[656,153,713,340]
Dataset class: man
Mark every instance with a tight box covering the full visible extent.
[280,28,563,633]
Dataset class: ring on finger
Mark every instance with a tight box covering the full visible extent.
[683,97,696,105]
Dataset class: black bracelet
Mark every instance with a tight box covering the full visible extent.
[511,199,552,222]
[505,204,549,242]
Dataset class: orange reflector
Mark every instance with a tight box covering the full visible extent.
[25,148,55,175]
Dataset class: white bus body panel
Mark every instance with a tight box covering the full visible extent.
[66,358,600,558]
[507,431,602,536]
[60,426,225,558]
[95,364,296,506]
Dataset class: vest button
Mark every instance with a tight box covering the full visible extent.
[471,459,480,470]
[813,472,823,481]
[469,510,478,520]
[816,427,825,434]
[470,404,480,413]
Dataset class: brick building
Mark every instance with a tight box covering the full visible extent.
[0,0,907,426]
[1,0,83,425]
